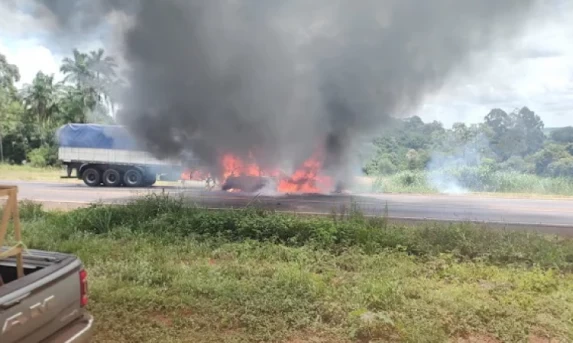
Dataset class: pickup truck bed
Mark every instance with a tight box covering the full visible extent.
[0,247,93,343]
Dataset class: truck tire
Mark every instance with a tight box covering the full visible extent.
[82,168,101,187]
[102,169,122,187]
[142,179,156,187]
[124,168,143,187]
[142,173,157,187]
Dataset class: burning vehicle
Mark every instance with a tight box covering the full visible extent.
[181,151,335,194]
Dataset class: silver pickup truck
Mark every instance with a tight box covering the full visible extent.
[0,247,93,343]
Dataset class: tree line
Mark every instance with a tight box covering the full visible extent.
[365,108,573,178]
[0,49,119,166]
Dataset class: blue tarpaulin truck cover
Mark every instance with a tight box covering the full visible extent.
[56,124,141,150]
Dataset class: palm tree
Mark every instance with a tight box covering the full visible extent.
[60,49,92,89]
[57,86,93,124]
[87,48,120,117]
[87,48,118,82]
[21,72,62,126]
[59,48,122,122]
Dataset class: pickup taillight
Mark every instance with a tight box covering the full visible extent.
[79,269,88,307]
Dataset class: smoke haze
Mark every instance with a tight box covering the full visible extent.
[32,0,542,184]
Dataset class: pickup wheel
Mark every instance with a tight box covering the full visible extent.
[124,169,143,187]
[102,169,122,187]
[82,168,101,187]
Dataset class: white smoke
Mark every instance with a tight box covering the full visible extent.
[426,132,491,194]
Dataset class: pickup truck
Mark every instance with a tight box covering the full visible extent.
[0,247,93,343]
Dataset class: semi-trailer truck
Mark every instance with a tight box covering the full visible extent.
[56,123,192,187]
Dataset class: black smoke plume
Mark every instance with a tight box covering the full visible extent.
[32,0,541,184]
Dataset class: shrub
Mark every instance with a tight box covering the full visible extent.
[26,145,59,167]
[547,157,573,177]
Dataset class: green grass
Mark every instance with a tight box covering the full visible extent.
[0,164,68,181]
[3,196,572,342]
[374,169,573,196]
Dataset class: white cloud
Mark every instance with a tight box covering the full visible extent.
[0,38,61,86]
[418,1,573,128]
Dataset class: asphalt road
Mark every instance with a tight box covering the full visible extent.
[2,180,573,233]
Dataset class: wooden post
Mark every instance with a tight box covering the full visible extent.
[0,185,24,280]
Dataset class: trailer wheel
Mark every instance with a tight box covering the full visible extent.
[82,168,101,187]
[102,169,122,187]
[124,169,143,187]
[142,179,156,187]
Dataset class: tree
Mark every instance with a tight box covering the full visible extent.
[546,157,573,177]
[514,106,545,155]
[87,48,118,82]
[484,107,545,160]
[484,108,512,136]
[530,143,570,175]
[550,126,573,144]
[60,49,92,89]
[0,53,20,93]
[21,72,62,126]
[0,52,21,116]
[422,120,445,137]
[58,48,119,124]
[0,48,121,165]
[57,86,93,124]
[87,48,119,115]
[0,52,22,163]
[566,143,573,156]
[483,108,515,160]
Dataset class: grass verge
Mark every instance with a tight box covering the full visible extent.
[5,196,573,342]
[0,164,66,181]
[374,169,573,197]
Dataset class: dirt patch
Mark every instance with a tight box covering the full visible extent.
[150,312,173,327]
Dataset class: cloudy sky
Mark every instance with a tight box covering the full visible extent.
[1,1,572,128]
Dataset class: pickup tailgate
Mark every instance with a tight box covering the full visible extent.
[0,249,84,343]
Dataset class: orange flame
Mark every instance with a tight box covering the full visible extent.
[181,169,209,181]
[219,151,332,193]
[221,153,265,179]
[277,157,332,193]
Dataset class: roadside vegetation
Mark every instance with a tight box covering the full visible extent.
[4,195,572,342]
[374,169,573,196]
[365,114,573,195]
[0,164,65,181]
[1,49,119,167]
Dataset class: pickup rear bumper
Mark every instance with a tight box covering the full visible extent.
[43,312,94,343]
